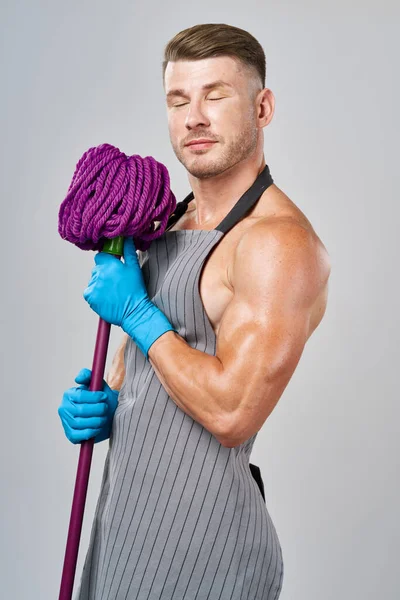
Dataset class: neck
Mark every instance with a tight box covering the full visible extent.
[187,155,267,228]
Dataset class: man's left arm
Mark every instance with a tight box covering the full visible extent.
[148,219,330,447]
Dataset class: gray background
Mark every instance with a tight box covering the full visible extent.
[1,1,398,598]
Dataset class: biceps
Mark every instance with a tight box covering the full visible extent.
[216,294,309,400]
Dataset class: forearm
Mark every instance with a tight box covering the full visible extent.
[147,331,231,441]
[105,333,128,391]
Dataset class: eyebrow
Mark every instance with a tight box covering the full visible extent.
[166,79,234,99]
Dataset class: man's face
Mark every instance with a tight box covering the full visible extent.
[164,56,261,179]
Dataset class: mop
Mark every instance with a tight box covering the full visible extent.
[57,143,176,600]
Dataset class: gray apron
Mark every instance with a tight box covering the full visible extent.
[75,164,284,600]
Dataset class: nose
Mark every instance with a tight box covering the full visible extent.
[185,101,211,130]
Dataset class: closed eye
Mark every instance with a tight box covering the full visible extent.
[173,97,224,108]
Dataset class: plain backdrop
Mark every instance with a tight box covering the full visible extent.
[1,1,398,599]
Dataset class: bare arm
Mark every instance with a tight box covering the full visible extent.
[148,219,330,447]
[105,333,129,391]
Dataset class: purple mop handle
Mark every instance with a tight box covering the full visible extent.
[59,249,123,600]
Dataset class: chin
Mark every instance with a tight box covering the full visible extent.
[185,159,232,180]
[173,146,231,179]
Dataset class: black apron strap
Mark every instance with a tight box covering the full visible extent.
[165,164,274,233]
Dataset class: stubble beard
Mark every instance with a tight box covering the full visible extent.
[171,116,259,180]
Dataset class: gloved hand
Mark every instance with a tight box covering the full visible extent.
[83,236,176,359]
[58,368,119,444]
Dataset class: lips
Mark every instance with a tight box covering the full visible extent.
[185,140,216,147]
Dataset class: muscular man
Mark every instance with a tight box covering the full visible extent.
[59,23,330,600]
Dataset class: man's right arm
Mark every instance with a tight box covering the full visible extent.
[105,333,129,391]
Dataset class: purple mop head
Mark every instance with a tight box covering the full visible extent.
[58,143,177,252]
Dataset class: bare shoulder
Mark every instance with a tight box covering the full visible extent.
[253,184,331,276]
[230,185,332,337]
[234,217,330,291]
[235,184,331,277]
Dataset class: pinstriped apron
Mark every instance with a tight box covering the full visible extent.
[75,164,284,600]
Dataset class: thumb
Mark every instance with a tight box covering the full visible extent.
[123,236,138,267]
[75,368,92,385]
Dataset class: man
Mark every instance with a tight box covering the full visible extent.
[59,23,330,600]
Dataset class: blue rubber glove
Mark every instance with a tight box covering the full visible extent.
[58,368,119,444]
[83,236,176,359]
